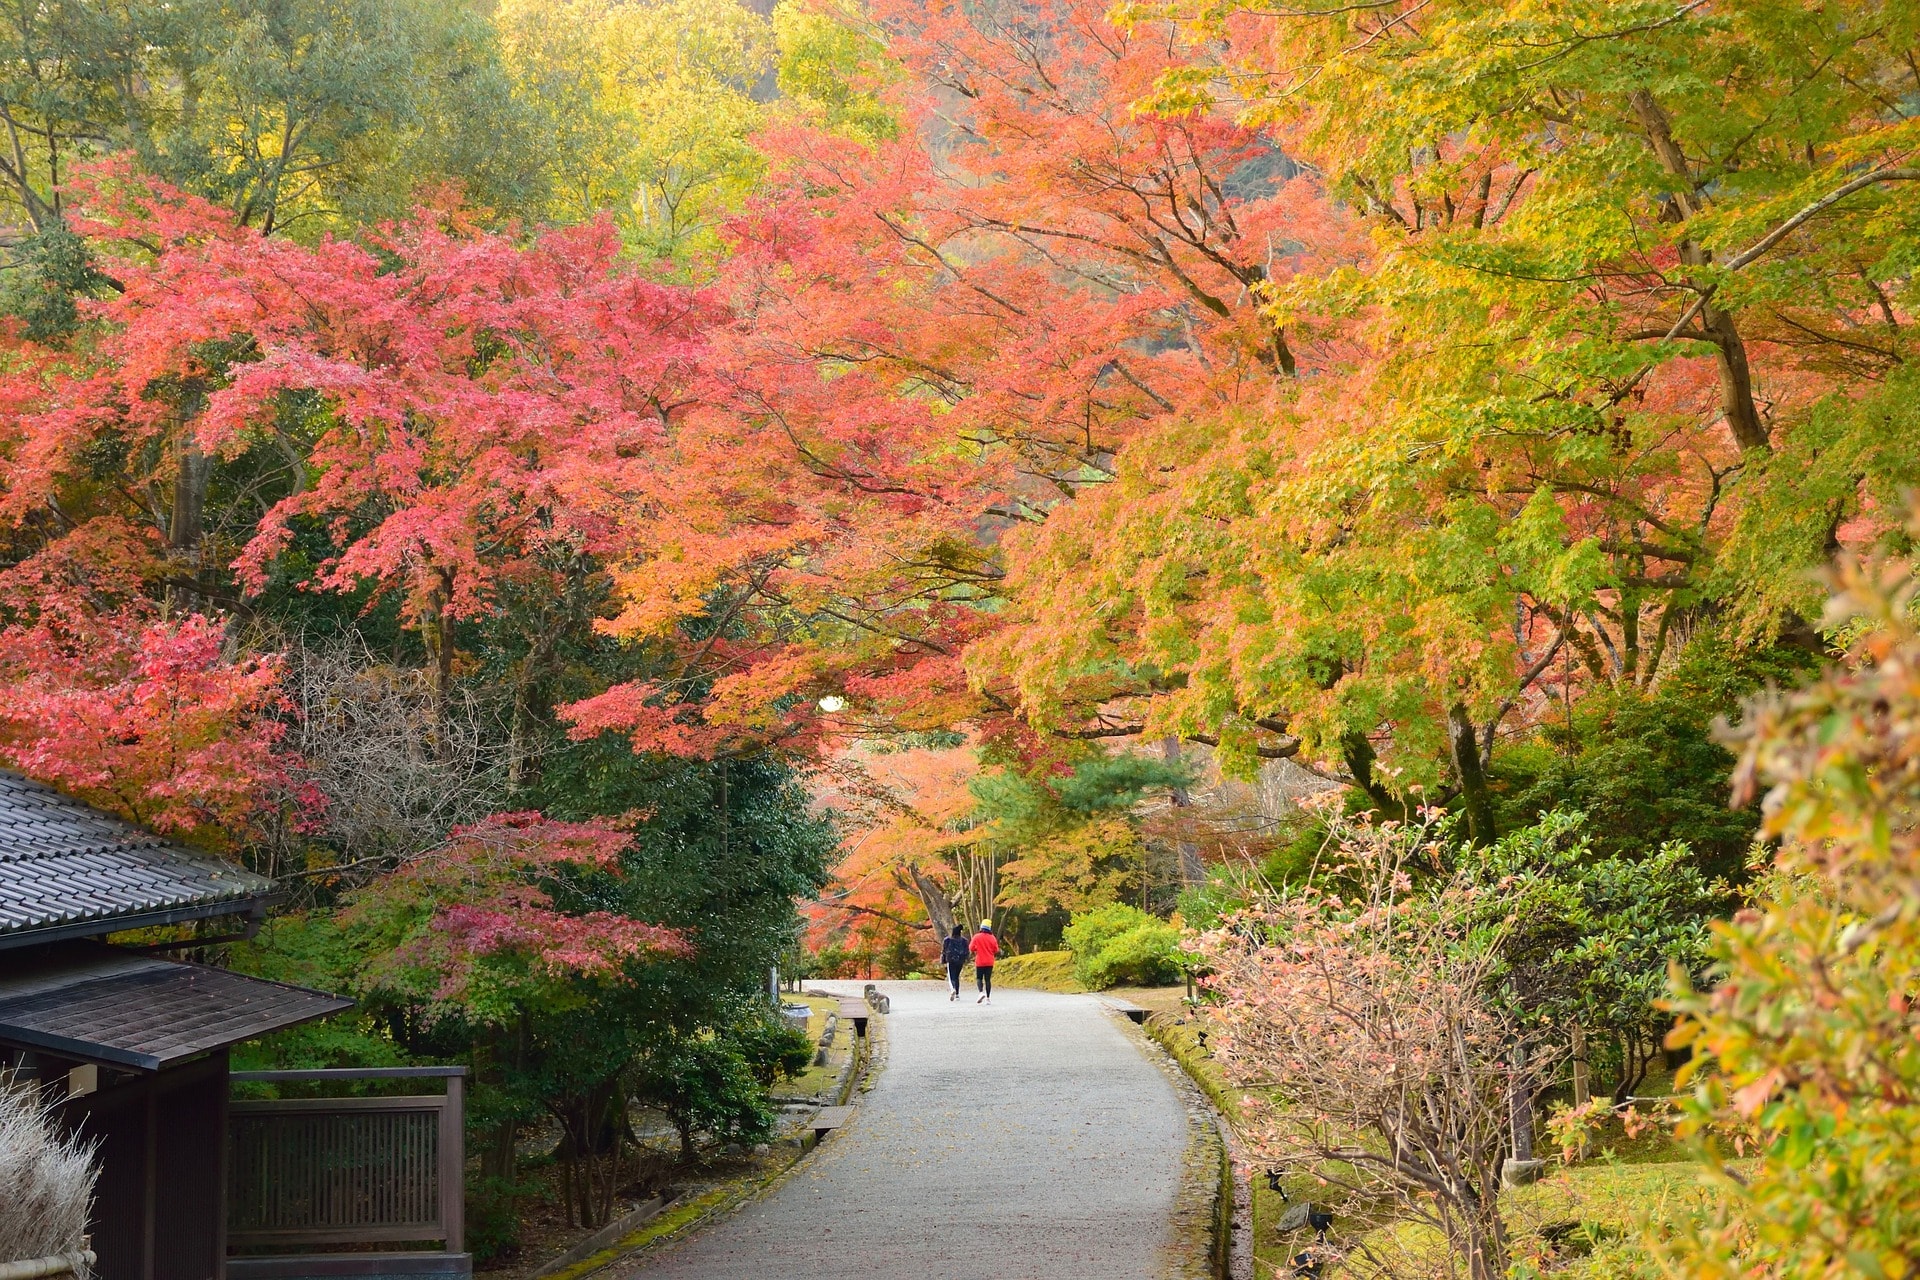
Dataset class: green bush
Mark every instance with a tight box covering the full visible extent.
[464,1173,532,1264]
[729,1010,813,1085]
[632,1035,776,1158]
[1063,903,1183,989]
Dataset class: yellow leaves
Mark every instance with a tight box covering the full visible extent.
[495,0,772,259]
[998,815,1146,915]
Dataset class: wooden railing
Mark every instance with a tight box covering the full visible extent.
[227,1067,465,1253]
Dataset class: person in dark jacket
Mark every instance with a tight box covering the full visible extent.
[939,925,969,1001]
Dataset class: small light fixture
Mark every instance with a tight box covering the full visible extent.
[817,695,846,713]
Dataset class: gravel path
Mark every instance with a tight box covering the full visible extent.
[622,979,1192,1279]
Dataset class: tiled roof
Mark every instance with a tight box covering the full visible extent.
[0,769,275,948]
[0,944,351,1071]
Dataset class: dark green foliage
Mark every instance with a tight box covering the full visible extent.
[531,739,833,1033]
[464,1174,536,1265]
[1049,754,1195,814]
[633,1032,778,1160]
[0,223,110,340]
[878,931,917,978]
[1491,637,1815,880]
[1457,810,1727,1102]
[726,1007,813,1087]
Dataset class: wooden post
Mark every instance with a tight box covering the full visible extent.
[439,1074,466,1254]
[1571,1021,1590,1107]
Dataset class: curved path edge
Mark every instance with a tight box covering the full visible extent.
[535,1010,885,1280]
[1114,1007,1234,1280]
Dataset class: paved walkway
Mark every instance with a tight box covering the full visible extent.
[623,980,1192,1279]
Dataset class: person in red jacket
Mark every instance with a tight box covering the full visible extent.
[969,920,999,1004]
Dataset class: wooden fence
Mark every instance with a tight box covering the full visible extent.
[227,1067,465,1252]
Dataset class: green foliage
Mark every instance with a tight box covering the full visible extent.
[772,0,898,141]
[1461,810,1725,1102]
[970,752,1191,829]
[977,754,1190,915]
[497,0,773,262]
[464,1173,536,1265]
[0,0,546,237]
[633,1030,778,1159]
[1063,902,1183,989]
[1493,637,1815,880]
[1663,552,1920,1276]
[0,223,112,341]
[726,1008,813,1086]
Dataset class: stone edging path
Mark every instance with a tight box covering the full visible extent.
[617,980,1204,1279]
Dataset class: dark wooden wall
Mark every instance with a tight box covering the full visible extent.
[64,1051,229,1280]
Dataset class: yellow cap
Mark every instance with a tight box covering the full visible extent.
[980,919,993,928]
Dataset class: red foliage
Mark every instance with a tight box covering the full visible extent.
[349,813,688,1008]
[595,0,1366,743]
[0,523,290,840]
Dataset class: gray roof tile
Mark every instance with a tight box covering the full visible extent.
[0,944,351,1070]
[0,770,275,947]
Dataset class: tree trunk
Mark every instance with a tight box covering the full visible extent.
[1460,1219,1509,1280]
[906,862,955,940]
[1508,1042,1534,1163]
[1160,737,1207,887]
[1340,732,1404,819]
[483,1118,517,1181]
[507,625,559,793]
[168,416,211,612]
[1628,88,1769,453]
[1701,302,1769,451]
[1571,1021,1591,1108]
[419,566,457,758]
[1447,704,1497,845]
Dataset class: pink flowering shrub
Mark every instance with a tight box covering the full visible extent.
[1194,809,1556,1280]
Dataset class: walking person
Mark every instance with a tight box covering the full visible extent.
[940,924,969,1001]
[970,919,999,1003]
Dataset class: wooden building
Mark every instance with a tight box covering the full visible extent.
[0,770,469,1280]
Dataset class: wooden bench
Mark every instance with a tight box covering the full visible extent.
[837,1000,870,1038]
[1106,999,1148,1025]
[810,1105,852,1144]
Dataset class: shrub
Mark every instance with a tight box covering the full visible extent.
[729,1011,813,1085]
[463,1173,530,1265]
[632,1036,775,1159]
[1063,903,1183,989]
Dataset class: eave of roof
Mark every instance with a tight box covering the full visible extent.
[0,944,352,1072]
[0,769,277,949]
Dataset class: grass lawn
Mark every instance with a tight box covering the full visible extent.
[993,950,1189,1009]
[772,992,848,1101]
[992,949,1084,991]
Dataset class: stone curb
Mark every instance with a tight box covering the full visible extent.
[1108,1007,1234,1280]
[527,1196,676,1280]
